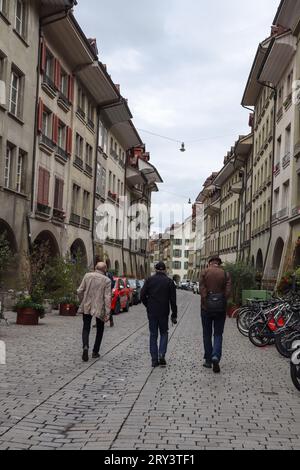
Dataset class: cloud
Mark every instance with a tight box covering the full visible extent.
[75,0,280,230]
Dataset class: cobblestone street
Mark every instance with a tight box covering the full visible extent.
[0,291,299,450]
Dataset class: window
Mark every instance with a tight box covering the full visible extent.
[87,101,94,127]
[108,170,112,191]
[174,239,182,246]
[54,178,64,211]
[285,125,291,156]
[185,250,189,258]
[37,167,50,206]
[99,121,108,154]
[96,163,106,197]
[0,0,8,16]
[174,250,182,258]
[113,175,116,193]
[173,261,181,270]
[0,51,6,106]
[9,68,24,118]
[71,184,81,215]
[184,262,189,270]
[77,87,86,116]
[282,181,290,211]
[85,143,93,168]
[57,121,66,149]
[60,69,68,97]
[75,133,84,159]
[42,108,52,137]
[45,49,54,82]
[15,0,27,39]
[4,145,14,189]
[83,191,90,218]
[276,136,282,164]
[287,71,293,95]
[16,149,26,193]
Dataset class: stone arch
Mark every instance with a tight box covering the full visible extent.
[34,230,60,258]
[70,239,87,266]
[272,237,284,273]
[256,249,264,272]
[0,219,18,253]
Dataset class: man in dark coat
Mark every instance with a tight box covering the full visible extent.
[200,256,232,374]
[141,262,178,368]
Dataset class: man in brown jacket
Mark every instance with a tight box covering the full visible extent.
[77,262,112,362]
[200,256,232,373]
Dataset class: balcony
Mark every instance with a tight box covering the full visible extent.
[272,213,278,223]
[85,163,93,176]
[278,207,288,219]
[81,217,91,230]
[277,107,283,122]
[87,118,95,131]
[110,149,119,160]
[294,141,300,160]
[283,92,292,110]
[77,107,86,121]
[58,92,71,112]
[39,134,55,154]
[70,213,81,226]
[74,155,84,169]
[282,152,291,169]
[52,208,66,223]
[268,131,273,143]
[42,74,56,98]
[55,146,68,163]
[273,162,280,177]
[36,203,51,218]
[292,206,300,218]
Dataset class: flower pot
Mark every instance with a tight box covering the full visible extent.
[59,304,78,317]
[227,305,239,318]
[16,308,39,326]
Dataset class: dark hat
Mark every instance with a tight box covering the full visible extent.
[209,256,222,265]
[155,261,166,271]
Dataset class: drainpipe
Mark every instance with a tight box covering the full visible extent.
[91,107,101,265]
[29,7,73,253]
[257,81,277,282]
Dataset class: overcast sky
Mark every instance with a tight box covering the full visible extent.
[75,0,279,232]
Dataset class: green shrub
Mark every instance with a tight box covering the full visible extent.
[224,262,256,306]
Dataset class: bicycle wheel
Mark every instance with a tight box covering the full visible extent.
[290,363,300,392]
[248,323,270,347]
[237,308,253,337]
[275,332,294,358]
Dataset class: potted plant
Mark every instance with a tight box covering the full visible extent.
[15,295,45,325]
[224,261,256,316]
[45,253,87,317]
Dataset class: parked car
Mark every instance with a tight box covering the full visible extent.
[128,279,142,305]
[180,281,190,291]
[111,277,131,314]
[122,277,134,306]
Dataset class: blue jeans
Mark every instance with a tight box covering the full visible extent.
[148,314,169,361]
[201,311,226,363]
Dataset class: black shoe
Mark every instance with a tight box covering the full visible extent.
[159,357,167,367]
[92,352,100,359]
[203,361,212,369]
[212,358,221,374]
[152,360,159,368]
[82,349,89,362]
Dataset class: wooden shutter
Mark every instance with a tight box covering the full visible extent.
[40,39,47,74]
[66,127,72,155]
[52,115,58,144]
[37,168,44,204]
[37,99,43,134]
[54,178,64,210]
[68,75,74,103]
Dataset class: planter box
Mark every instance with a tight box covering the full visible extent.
[59,304,78,317]
[17,308,39,326]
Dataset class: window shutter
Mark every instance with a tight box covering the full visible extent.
[43,170,50,206]
[37,99,43,134]
[40,39,47,74]
[54,178,59,209]
[52,115,58,144]
[66,127,72,155]
[37,168,44,204]
[68,75,74,103]
[59,179,64,210]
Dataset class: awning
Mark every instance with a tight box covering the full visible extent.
[259,33,297,85]
[242,42,269,106]
[231,182,243,194]
[44,16,119,105]
[101,100,132,128]
[110,121,143,150]
[138,159,163,185]
[126,167,145,186]
[273,0,300,33]
[235,134,253,166]
[213,159,235,186]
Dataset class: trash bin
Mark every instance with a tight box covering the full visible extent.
[242,290,272,306]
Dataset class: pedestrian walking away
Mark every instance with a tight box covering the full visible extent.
[141,261,178,368]
[200,256,232,373]
[77,262,112,362]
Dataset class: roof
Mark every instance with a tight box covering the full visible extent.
[273,0,300,33]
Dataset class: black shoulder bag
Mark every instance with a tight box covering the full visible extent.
[205,272,228,316]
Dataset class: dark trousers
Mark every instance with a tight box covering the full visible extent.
[82,314,104,354]
[148,314,169,361]
[201,311,226,363]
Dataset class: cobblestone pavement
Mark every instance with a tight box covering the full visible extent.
[0,291,299,450]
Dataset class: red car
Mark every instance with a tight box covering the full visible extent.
[111,277,131,314]
[122,277,134,306]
